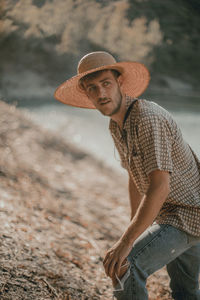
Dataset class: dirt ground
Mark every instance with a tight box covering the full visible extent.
[0,100,172,299]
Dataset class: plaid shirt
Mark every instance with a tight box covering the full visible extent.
[109,97,200,236]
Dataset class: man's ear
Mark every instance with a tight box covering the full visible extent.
[117,75,123,87]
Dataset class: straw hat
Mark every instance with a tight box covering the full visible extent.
[54,51,150,109]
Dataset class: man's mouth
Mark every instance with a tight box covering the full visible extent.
[100,100,111,105]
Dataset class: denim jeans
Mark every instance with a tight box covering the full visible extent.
[113,223,200,300]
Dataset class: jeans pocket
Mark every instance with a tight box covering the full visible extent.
[113,268,132,300]
[113,268,131,292]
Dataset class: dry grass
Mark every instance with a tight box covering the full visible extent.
[0,100,172,299]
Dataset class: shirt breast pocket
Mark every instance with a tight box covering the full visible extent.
[130,143,143,160]
[129,147,146,176]
[129,146,143,167]
[129,151,149,190]
[131,145,138,157]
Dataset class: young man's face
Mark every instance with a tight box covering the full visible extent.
[82,70,123,117]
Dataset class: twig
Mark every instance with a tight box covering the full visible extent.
[40,277,60,297]
[0,281,7,293]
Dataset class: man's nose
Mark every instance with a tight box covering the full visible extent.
[98,86,106,98]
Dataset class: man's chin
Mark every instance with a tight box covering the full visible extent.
[99,111,110,117]
[99,109,119,117]
[98,107,112,116]
[98,102,121,117]
[100,110,115,117]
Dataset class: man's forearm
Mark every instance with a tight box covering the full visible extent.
[128,175,144,220]
[122,176,170,245]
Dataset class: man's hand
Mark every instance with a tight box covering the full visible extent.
[103,170,170,281]
[103,238,132,279]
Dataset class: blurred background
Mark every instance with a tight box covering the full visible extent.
[1,0,200,171]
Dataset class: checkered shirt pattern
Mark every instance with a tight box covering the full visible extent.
[109,97,200,236]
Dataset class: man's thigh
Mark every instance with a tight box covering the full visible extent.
[166,242,200,298]
[127,223,195,275]
[113,224,200,299]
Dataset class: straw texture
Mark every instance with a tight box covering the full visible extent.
[54,52,150,109]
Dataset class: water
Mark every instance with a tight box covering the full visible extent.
[21,99,200,174]
[22,104,122,170]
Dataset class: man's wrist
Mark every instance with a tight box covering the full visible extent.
[120,231,135,246]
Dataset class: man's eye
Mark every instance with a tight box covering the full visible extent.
[103,81,110,86]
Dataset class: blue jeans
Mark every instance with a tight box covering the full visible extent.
[113,224,200,300]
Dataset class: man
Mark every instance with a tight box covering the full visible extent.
[54,51,200,300]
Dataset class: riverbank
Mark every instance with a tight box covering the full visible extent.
[0,100,171,299]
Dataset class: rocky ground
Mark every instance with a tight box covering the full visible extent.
[0,100,172,299]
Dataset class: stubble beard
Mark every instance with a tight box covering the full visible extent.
[99,89,122,117]
[107,91,122,117]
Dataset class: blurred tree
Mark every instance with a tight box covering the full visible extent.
[127,0,200,85]
[1,0,199,105]
[0,0,161,81]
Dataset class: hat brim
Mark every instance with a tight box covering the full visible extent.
[54,62,150,109]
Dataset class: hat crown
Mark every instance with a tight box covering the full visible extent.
[77,51,116,74]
